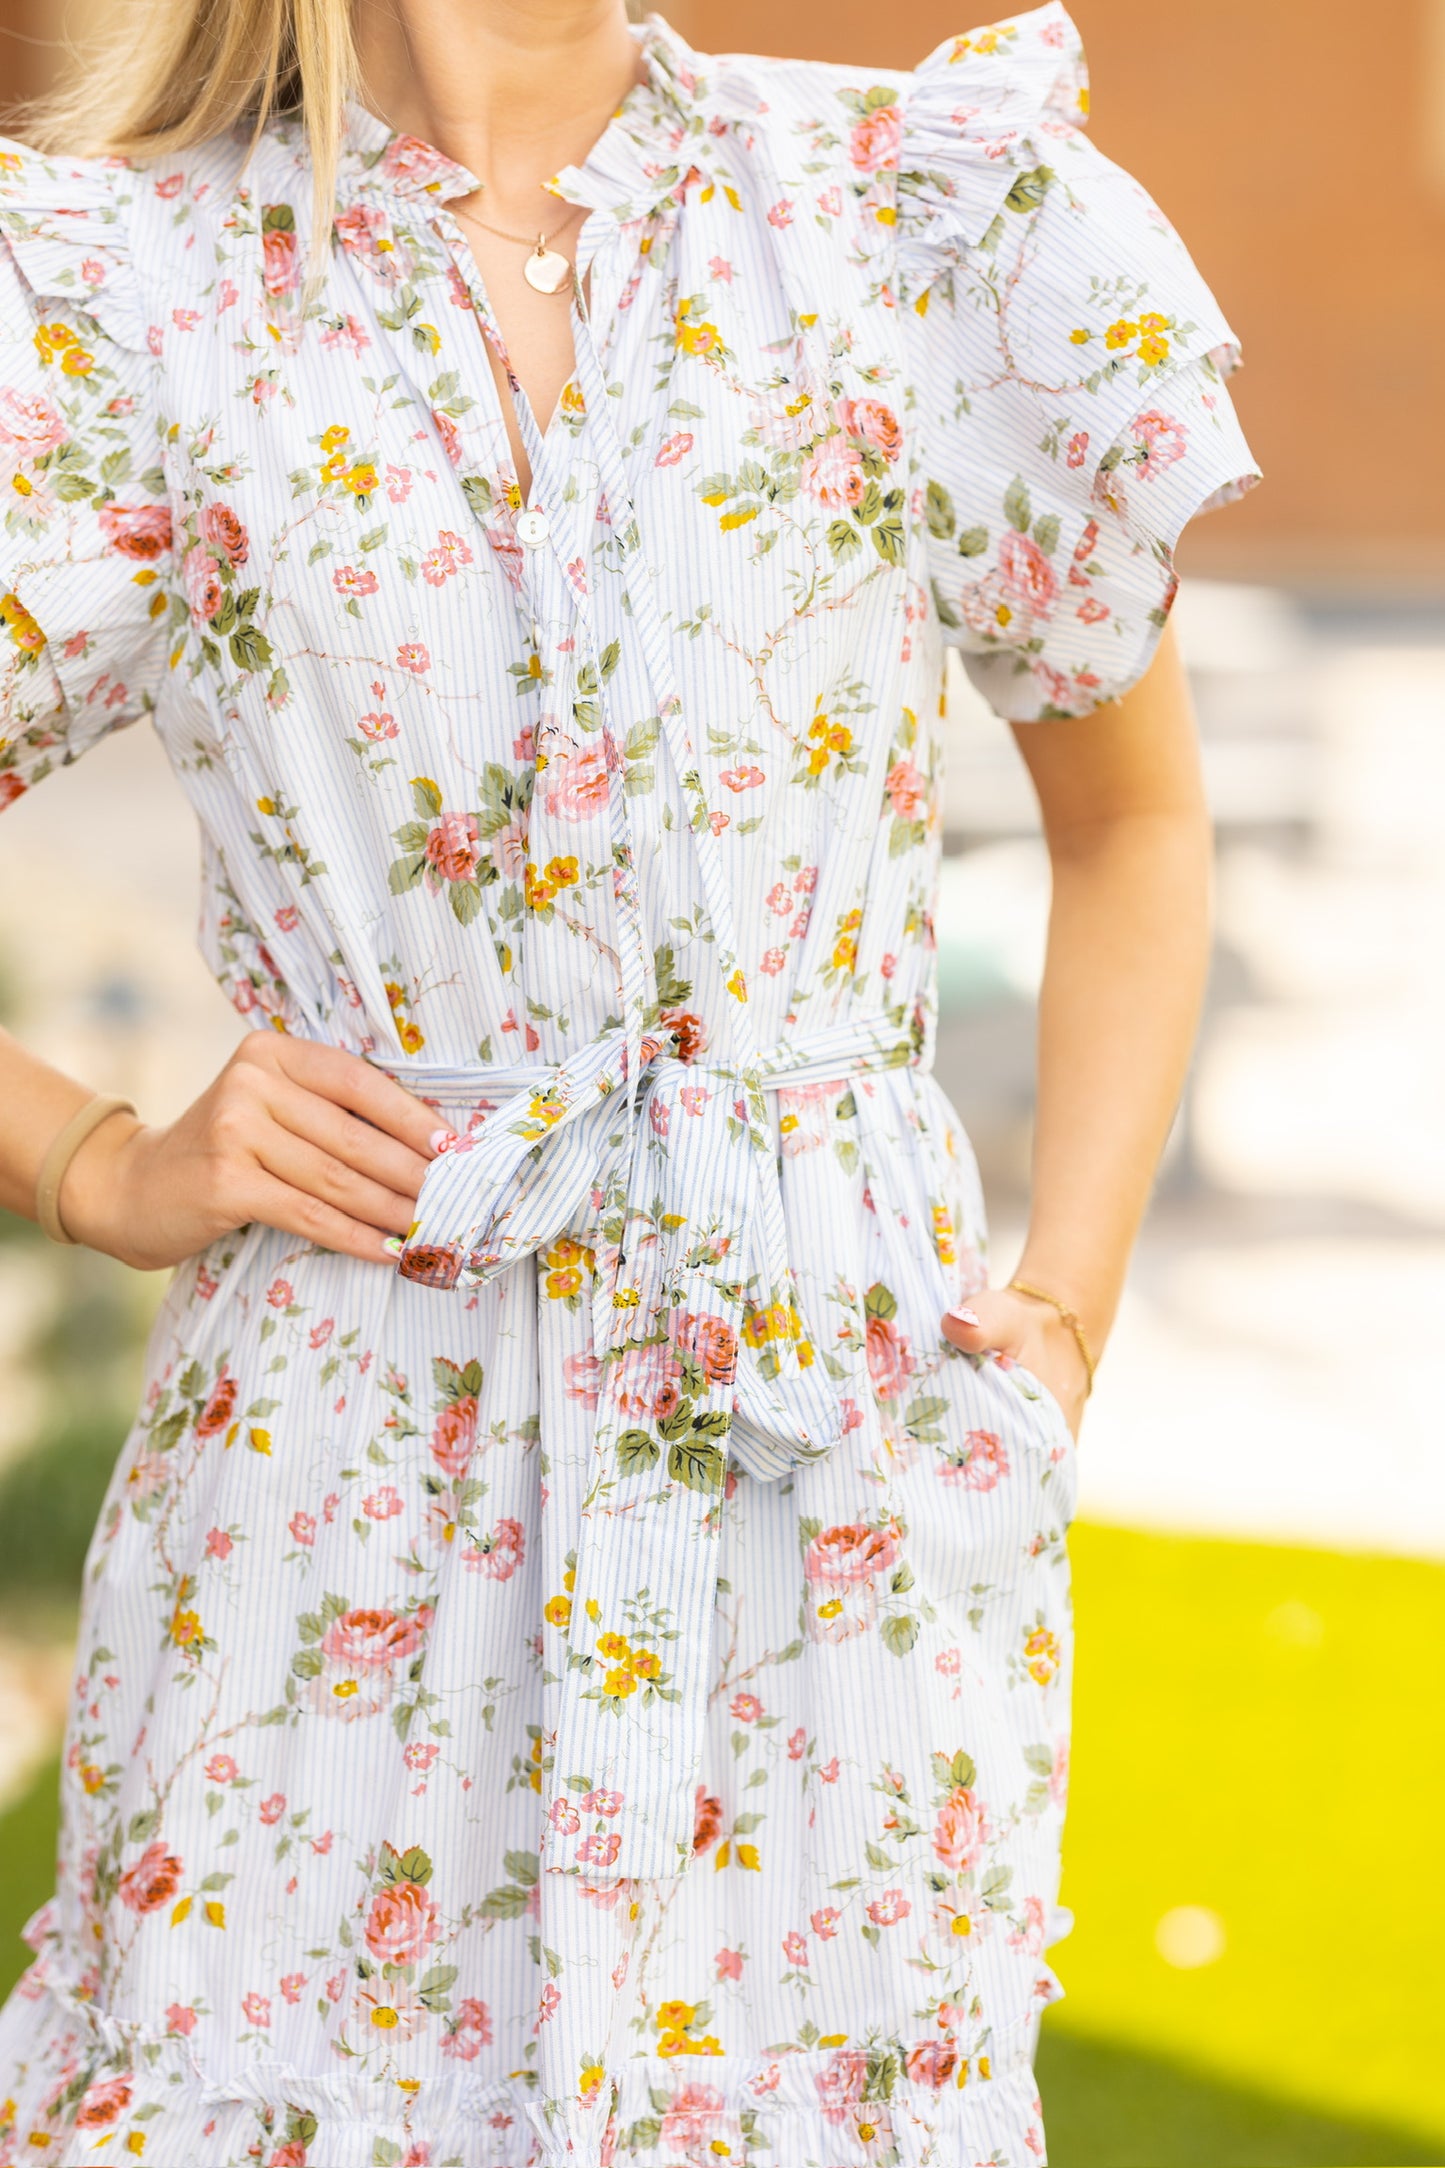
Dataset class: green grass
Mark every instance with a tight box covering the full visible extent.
[1050,1523,1445,2154]
[1,1501,1442,2163]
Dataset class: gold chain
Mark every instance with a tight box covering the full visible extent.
[1007,1279,1098,1397]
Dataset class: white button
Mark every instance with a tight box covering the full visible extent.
[516,508,551,548]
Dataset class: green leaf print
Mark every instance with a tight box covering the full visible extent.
[925,481,956,540]
[667,1436,725,1493]
[880,1614,919,1658]
[956,524,990,558]
[1004,164,1055,214]
[1003,474,1032,534]
[616,1428,660,1474]
[229,623,273,673]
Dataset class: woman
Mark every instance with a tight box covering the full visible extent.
[0,0,1257,2158]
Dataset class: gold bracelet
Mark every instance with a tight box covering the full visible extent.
[1007,1277,1098,1398]
[35,1094,137,1245]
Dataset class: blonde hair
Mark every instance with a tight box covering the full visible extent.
[25,0,645,238]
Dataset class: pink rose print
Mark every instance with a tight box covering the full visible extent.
[364,1878,439,1966]
[97,501,172,562]
[660,2084,725,2154]
[884,757,926,820]
[848,105,902,173]
[429,1392,478,1478]
[1132,407,1189,480]
[442,1996,493,2060]
[865,1888,911,1926]
[199,502,249,565]
[241,1991,271,2027]
[669,1309,738,1385]
[864,1310,914,1401]
[800,433,865,509]
[117,1842,183,1914]
[467,1515,525,1579]
[906,2039,958,2088]
[803,1520,902,1641]
[396,642,431,673]
[655,431,694,466]
[838,396,902,462]
[932,1784,990,1870]
[998,528,1059,618]
[333,564,379,598]
[950,1429,1010,1491]
[609,1341,685,1422]
[204,1753,238,1783]
[74,2076,132,2130]
[261,224,299,299]
[422,810,481,889]
[203,1526,232,1560]
[0,387,66,456]
[815,2048,868,2124]
[715,1947,744,1981]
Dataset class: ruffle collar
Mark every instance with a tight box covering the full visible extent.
[339,12,724,226]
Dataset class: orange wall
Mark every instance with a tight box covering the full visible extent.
[677,0,1445,593]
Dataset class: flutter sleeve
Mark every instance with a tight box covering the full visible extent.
[898,3,1261,720]
[0,137,173,809]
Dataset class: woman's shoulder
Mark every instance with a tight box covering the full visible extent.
[0,126,277,350]
[681,4,1088,281]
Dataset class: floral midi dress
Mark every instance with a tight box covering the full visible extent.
[0,6,1258,2162]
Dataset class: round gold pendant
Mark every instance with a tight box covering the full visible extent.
[524,243,572,296]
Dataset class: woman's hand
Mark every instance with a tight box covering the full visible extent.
[940,1286,1092,1440]
[57,1033,447,1270]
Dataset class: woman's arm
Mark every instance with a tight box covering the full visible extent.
[0,1025,446,1270]
[940,619,1214,1431]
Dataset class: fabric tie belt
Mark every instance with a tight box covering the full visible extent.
[390,1009,921,1881]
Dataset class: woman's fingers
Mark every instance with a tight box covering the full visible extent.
[264,1071,433,1201]
[238,1167,404,1266]
[252,1125,420,1240]
[262,1036,449,1157]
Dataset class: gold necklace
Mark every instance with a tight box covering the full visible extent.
[455,204,581,295]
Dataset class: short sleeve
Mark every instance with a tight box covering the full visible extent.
[0,137,173,809]
[898,3,1261,721]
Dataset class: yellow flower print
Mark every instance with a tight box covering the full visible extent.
[803,704,854,778]
[630,1649,661,1680]
[170,1606,202,1648]
[542,854,578,889]
[675,302,723,358]
[344,461,379,496]
[1024,1624,1061,1686]
[319,424,351,452]
[1104,318,1138,350]
[596,1631,630,1662]
[542,1234,594,1299]
[544,1595,572,1629]
[602,1667,637,1699]
[0,592,45,656]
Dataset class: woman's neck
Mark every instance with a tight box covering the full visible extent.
[351,0,644,227]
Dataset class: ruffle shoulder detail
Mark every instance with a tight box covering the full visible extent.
[896,7,1261,718]
[896,0,1089,288]
[0,138,150,354]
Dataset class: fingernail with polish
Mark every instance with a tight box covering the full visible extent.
[948,1306,980,1327]
[382,1235,404,1257]
[429,1127,459,1155]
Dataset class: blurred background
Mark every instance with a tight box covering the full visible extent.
[1,2,1443,2163]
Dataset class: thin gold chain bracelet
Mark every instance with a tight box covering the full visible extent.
[1007,1278,1097,1398]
